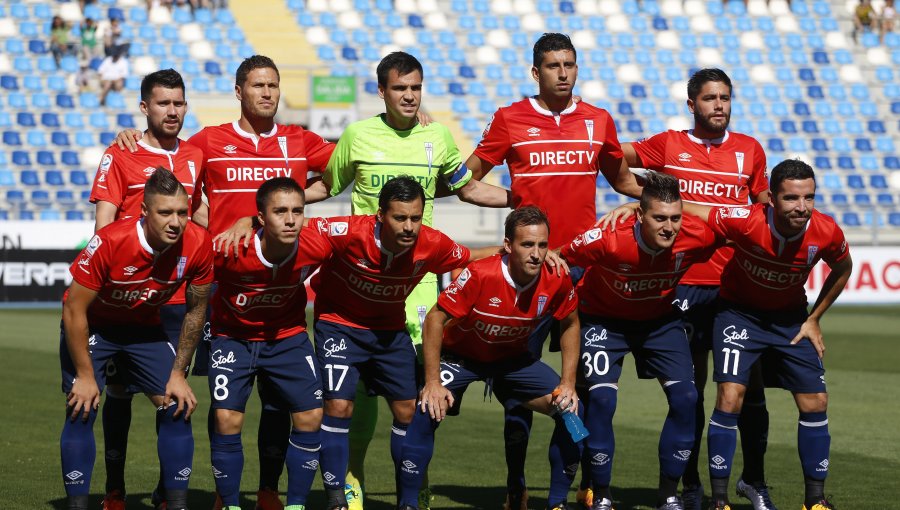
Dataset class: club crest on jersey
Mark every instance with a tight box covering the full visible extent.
[807,245,819,265]
[412,260,426,275]
[187,160,196,179]
[177,256,187,280]
[424,142,433,173]
[278,136,288,160]
[735,152,745,180]
[536,295,548,317]
[678,152,692,162]
[527,127,541,137]
[224,144,237,154]
[674,252,685,273]
[329,222,349,236]
[585,119,594,150]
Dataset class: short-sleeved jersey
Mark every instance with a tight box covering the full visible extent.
[69,218,213,327]
[632,130,768,285]
[311,215,471,330]
[323,115,469,226]
[561,215,720,321]
[211,225,333,341]
[188,121,334,236]
[474,98,624,248]
[707,204,849,311]
[90,140,202,220]
[438,254,577,363]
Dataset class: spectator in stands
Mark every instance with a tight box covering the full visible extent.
[80,18,102,60]
[104,17,129,57]
[50,16,77,67]
[882,0,897,43]
[98,51,129,106]
[853,1,876,42]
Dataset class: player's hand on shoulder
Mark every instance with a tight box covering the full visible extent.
[165,370,197,419]
[113,128,143,152]
[420,380,454,422]
[596,202,639,230]
[416,109,433,127]
[214,216,255,258]
[791,317,825,359]
[544,249,570,276]
[67,375,101,422]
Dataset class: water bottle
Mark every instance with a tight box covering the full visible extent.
[552,388,589,442]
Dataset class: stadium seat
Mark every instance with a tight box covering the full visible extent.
[842,212,861,227]
[51,132,70,147]
[66,210,85,221]
[21,170,40,186]
[71,170,90,186]
[37,151,55,166]
[62,151,80,166]
[3,131,22,146]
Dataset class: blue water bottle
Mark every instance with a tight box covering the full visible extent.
[552,389,589,442]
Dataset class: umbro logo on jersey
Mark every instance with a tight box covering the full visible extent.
[357,258,371,268]
[527,127,541,137]
[224,145,237,153]
[618,263,632,272]
[123,266,138,276]
[489,297,502,307]
[143,167,156,176]
[678,152,692,161]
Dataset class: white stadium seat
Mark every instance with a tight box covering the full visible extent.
[59,3,84,23]
[606,13,629,33]
[598,0,621,15]
[522,13,545,31]
[575,0,598,15]
[189,40,214,60]
[746,0,769,16]
[82,148,106,170]
[424,12,449,29]
[149,6,173,24]
[866,47,889,65]
[660,0,684,16]
[179,23,203,43]
[476,46,500,64]
[683,0,706,16]
[487,29,512,48]
[698,48,722,67]
[417,0,439,12]
[491,0,513,14]
[0,18,16,38]
[513,0,536,14]
[690,15,714,33]
[775,16,800,33]
[307,0,329,12]
[768,0,792,15]
[581,81,606,101]
[305,26,328,45]
[572,30,596,49]
[839,65,863,82]
[0,54,11,73]
[393,28,416,46]
[751,64,775,83]
[669,82,687,101]
[133,56,158,76]
[825,32,849,49]
[616,64,641,83]
[657,31,681,50]
[889,172,900,190]
[331,0,352,11]
[338,11,362,29]
[395,0,417,13]
[740,32,765,50]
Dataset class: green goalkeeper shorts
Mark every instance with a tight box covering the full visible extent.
[405,273,439,348]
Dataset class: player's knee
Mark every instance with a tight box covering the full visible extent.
[715,382,746,413]
[148,394,166,407]
[324,398,354,418]
[388,398,415,424]
[291,407,323,431]
[795,392,828,413]
[105,385,132,400]
[214,408,245,434]
[665,381,698,415]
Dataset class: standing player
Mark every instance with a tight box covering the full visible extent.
[310,177,502,510]
[207,178,334,510]
[89,69,203,510]
[397,206,582,510]
[463,33,628,510]
[306,51,510,510]
[674,160,850,510]
[60,170,212,510]
[561,173,719,510]
[116,55,335,509]
[614,69,773,510]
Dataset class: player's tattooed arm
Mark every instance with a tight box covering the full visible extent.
[62,282,101,421]
[792,255,853,359]
[420,305,454,421]
[553,310,581,413]
[112,128,143,152]
[165,282,210,418]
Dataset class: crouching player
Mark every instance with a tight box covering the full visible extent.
[561,173,720,510]
[675,160,851,510]
[207,178,335,510]
[398,206,582,510]
[60,169,213,510]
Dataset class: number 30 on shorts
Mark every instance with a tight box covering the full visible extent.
[582,350,610,377]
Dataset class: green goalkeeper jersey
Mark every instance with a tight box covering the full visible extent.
[323,114,471,226]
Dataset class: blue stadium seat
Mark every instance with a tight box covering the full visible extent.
[885,156,900,169]
[205,61,223,76]
[71,170,90,186]
[3,131,23,146]
[13,151,31,166]
[17,112,36,128]
[66,210,85,221]
[75,132,94,148]
[0,171,14,186]
[855,138,873,152]
[37,151,55,166]
[62,151,80,166]
[814,156,832,170]
[21,170,40,186]
[793,102,810,116]
[780,120,797,134]
[51,132,70,147]
[0,112,9,128]
[1,75,19,91]
[8,92,27,109]
[32,190,52,208]
[802,121,819,134]
[877,193,894,206]
[46,170,65,186]
[842,212,861,227]
[837,156,855,170]
[768,138,785,152]
[6,189,26,204]
[847,174,865,190]
[867,121,886,134]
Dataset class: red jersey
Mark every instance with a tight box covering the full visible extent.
[69,218,213,327]
[188,121,334,236]
[89,139,203,305]
[707,204,849,311]
[561,215,720,321]
[474,98,624,248]
[438,254,577,363]
[211,226,333,341]
[632,130,768,285]
[311,215,471,330]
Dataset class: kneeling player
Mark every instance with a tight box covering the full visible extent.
[398,206,582,510]
[560,173,720,510]
[208,178,336,510]
[60,170,212,510]
[673,160,851,510]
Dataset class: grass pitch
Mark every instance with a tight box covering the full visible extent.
[1,306,898,509]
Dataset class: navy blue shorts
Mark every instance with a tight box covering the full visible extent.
[673,284,719,353]
[207,332,322,413]
[314,320,418,401]
[577,313,694,388]
[712,302,826,394]
[60,323,175,397]
[527,266,585,357]
[104,303,186,393]
[440,352,560,411]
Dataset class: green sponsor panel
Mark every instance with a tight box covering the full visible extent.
[312,76,356,104]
